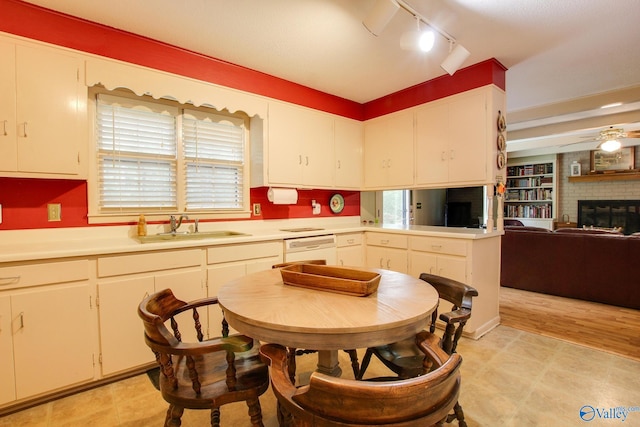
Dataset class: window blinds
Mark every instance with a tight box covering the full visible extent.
[96,95,178,210]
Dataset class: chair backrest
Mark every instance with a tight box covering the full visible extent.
[419,273,478,355]
[261,331,461,426]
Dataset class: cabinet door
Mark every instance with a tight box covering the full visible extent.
[16,44,82,175]
[155,269,206,343]
[207,263,246,336]
[301,110,334,187]
[364,111,414,188]
[415,102,449,185]
[0,41,17,172]
[409,251,438,277]
[0,294,16,405]
[337,245,364,267]
[366,246,407,273]
[435,255,466,283]
[386,111,414,187]
[97,276,155,376]
[448,92,487,183]
[12,283,94,398]
[335,117,362,189]
[267,102,334,187]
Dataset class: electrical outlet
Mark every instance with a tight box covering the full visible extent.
[253,203,261,215]
[47,203,62,222]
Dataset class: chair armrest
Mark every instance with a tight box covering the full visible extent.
[259,344,299,398]
[439,307,471,324]
[146,333,255,356]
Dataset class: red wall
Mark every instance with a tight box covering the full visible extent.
[0,0,506,231]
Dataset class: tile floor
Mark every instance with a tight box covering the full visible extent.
[2,325,639,426]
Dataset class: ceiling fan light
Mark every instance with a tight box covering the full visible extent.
[600,139,621,152]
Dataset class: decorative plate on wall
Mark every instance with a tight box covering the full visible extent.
[330,193,345,214]
[497,152,506,169]
[497,133,506,151]
[497,110,507,132]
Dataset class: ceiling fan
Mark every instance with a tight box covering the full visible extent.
[578,126,640,152]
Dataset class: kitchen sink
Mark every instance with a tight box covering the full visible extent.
[136,230,250,243]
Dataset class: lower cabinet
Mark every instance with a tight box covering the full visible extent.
[206,241,282,334]
[0,295,15,405]
[408,236,467,283]
[96,249,204,377]
[0,259,94,405]
[365,232,408,273]
[336,233,364,267]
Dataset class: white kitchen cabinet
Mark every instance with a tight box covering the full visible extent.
[336,232,364,267]
[0,259,94,402]
[334,117,363,189]
[363,109,414,189]
[408,236,467,283]
[365,232,408,273]
[96,249,204,376]
[0,37,85,177]
[415,89,488,187]
[0,295,16,405]
[207,241,282,334]
[11,283,94,399]
[266,101,334,188]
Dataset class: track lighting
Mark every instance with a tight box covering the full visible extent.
[441,42,470,75]
[363,0,400,36]
[363,0,470,74]
[400,16,435,52]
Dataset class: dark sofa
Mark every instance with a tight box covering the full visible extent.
[500,226,640,310]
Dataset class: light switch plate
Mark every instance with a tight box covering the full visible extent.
[47,203,62,222]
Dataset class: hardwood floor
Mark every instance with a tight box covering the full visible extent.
[499,286,640,361]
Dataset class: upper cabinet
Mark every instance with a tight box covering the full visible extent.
[251,101,363,190]
[265,101,335,188]
[334,117,363,189]
[0,38,86,178]
[415,87,500,187]
[363,109,414,189]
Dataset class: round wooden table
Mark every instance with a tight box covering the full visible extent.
[218,267,439,376]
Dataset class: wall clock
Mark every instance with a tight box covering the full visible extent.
[330,194,345,214]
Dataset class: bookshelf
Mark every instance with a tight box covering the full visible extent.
[504,156,557,230]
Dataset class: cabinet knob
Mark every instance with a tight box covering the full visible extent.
[0,276,20,286]
[2,120,7,136]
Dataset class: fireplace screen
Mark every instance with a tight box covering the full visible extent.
[578,200,640,235]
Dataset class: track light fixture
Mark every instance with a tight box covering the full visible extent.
[400,16,435,52]
[362,0,400,36]
[441,41,471,75]
[363,0,470,75]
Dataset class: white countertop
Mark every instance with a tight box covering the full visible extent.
[0,217,503,263]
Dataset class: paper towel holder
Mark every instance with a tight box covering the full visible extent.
[267,187,298,205]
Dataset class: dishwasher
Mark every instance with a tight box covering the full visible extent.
[283,234,337,264]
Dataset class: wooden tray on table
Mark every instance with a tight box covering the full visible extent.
[279,264,380,296]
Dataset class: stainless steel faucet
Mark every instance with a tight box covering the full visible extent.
[169,214,189,233]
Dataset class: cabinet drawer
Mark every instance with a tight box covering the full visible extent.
[410,236,467,257]
[336,233,363,247]
[207,241,282,265]
[365,232,408,249]
[97,249,201,277]
[0,259,89,289]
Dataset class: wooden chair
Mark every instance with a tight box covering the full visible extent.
[272,260,361,381]
[138,288,269,427]
[357,273,478,427]
[260,331,461,426]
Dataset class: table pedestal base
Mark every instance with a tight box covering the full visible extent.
[316,350,342,377]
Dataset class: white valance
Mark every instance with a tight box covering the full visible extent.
[85,57,268,119]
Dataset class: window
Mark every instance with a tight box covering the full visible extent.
[91,92,249,223]
[382,190,410,225]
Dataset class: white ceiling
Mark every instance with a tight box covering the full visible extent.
[22,0,640,155]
